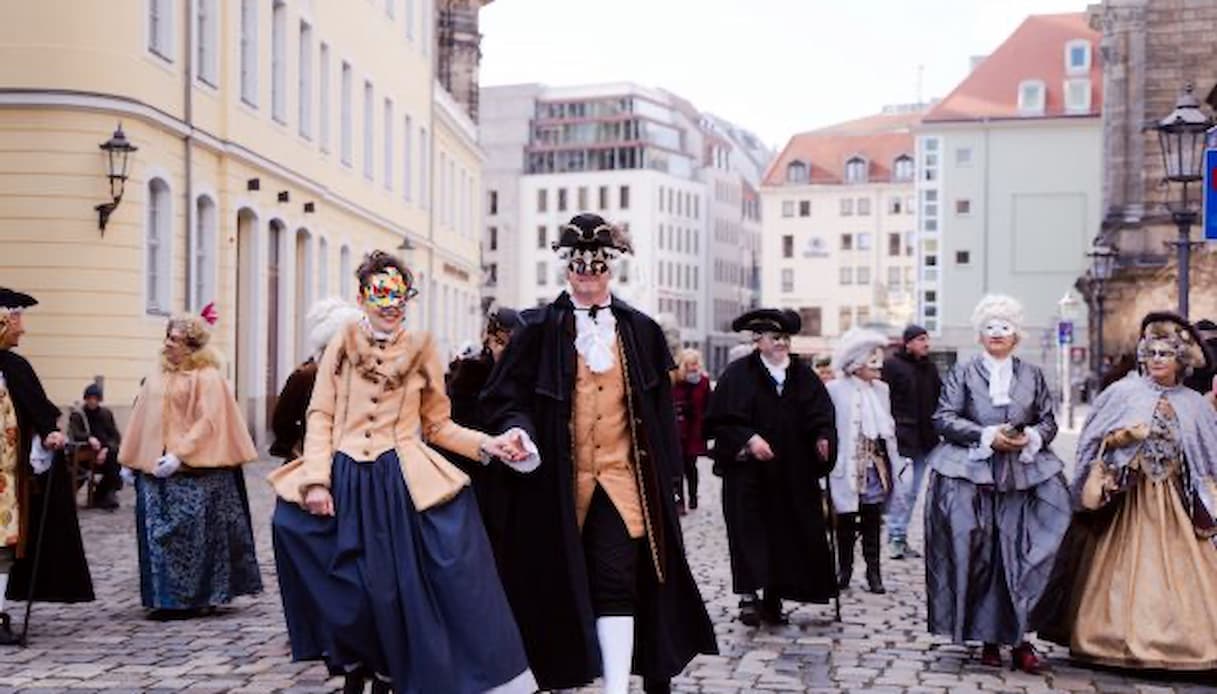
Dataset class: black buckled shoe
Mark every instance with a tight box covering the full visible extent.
[760,593,788,625]
[738,594,761,627]
[0,612,21,646]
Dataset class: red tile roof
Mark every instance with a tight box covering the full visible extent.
[762,111,920,187]
[924,13,1101,123]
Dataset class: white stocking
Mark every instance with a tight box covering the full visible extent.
[596,616,635,694]
[0,573,8,613]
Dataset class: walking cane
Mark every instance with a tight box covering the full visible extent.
[19,449,58,646]
[819,477,842,623]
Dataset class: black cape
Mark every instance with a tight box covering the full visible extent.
[1,350,94,603]
[704,350,838,603]
[479,293,717,689]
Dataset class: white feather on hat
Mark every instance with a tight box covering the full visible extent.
[832,328,888,374]
[306,297,363,358]
[971,294,1025,335]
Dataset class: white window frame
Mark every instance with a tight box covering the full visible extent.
[271,0,288,124]
[844,157,867,184]
[192,194,217,311]
[340,61,353,165]
[1065,39,1091,75]
[298,21,313,139]
[1018,79,1046,115]
[892,155,913,181]
[781,200,794,217]
[195,0,218,85]
[384,98,394,190]
[1064,78,1092,114]
[319,43,331,151]
[240,0,259,107]
[405,0,415,40]
[402,115,413,201]
[421,0,431,56]
[339,244,352,298]
[786,160,809,184]
[318,236,330,296]
[145,177,173,315]
[955,147,972,166]
[857,266,871,284]
[363,80,375,180]
[148,0,174,63]
[781,268,794,293]
[419,126,429,209]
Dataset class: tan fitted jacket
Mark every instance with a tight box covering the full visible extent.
[269,323,486,512]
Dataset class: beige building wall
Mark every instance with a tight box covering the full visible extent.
[0,0,483,445]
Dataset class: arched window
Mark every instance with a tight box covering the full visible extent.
[786,160,809,184]
[892,155,914,181]
[844,157,868,184]
[192,195,217,310]
[146,178,172,314]
[318,237,330,296]
[339,244,352,299]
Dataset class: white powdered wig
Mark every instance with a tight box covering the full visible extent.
[971,294,1025,335]
[832,328,888,374]
[306,297,363,358]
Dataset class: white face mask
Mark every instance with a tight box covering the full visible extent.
[865,349,884,370]
[983,320,1016,339]
[684,371,703,384]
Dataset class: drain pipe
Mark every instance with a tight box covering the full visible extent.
[183,2,195,311]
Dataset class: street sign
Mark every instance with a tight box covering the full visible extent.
[1057,320,1074,346]
[1205,144,1217,241]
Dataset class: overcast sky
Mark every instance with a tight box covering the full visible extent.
[480,0,1090,149]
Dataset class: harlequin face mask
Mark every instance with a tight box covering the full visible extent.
[362,268,415,309]
[566,247,614,276]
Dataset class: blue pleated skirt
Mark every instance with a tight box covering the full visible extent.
[271,450,535,693]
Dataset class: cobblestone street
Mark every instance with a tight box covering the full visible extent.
[1,430,1215,693]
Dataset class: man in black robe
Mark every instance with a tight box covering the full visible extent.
[704,308,838,626]
[480,213,716,694]
[0,287,93,645]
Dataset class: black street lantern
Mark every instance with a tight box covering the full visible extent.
[1152,83,1214,318]
[96,123,138,234]
[1086,242,1118,375]
[1088,242,1117,282]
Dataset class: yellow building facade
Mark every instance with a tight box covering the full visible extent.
[0,0,485,443]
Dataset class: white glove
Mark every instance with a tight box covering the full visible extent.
[502,428,541,474]
[120,466,137,485]
[153,453,182,478]
[29,435,53,474]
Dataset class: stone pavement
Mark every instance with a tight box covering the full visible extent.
[1,430,1215,693]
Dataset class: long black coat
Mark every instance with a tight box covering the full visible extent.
[883,348,942,458]
[1,350,94,603]
[479,292,717,689]
[704,351,838,603]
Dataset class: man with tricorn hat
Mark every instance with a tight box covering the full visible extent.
[481,212,716,694]
[0,287,93,645]
[704,308,838,625]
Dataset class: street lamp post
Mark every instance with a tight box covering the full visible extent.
[1152,83,1213,319]
[1086,242,1117,378]
[1058,290,1081,429]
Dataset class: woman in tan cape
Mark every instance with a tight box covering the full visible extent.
[118,306,261,619]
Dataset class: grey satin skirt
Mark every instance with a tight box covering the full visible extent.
[924,471,1071,645]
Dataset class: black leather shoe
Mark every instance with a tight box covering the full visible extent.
[760,595,788,625]
[0,612,20,646]
[738,594,761,627]
[865,567,887,595]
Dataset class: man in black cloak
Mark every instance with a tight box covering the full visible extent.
[480,213,716,694]
[0,287,93,645]
[704,308,838,626]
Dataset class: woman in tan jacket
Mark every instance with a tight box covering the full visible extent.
[118,306,261,620]
[269,251,536,694]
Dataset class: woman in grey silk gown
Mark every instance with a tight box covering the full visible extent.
[924,294,1071,673]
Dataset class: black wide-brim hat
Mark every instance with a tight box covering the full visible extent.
[0,287,38,311]
[732,308,801,335]
[1140,311,1213,371]
[552,213,633,254]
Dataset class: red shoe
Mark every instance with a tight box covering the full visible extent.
[1011,642,1043,674]
[979,643,1001,668]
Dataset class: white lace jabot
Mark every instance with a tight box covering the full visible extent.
[573,297,616,374]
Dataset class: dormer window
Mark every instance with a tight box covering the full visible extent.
[1018,80,1046,115]
[892,155,914,181]
[1065,39,1091,75]
[1065,78,1092,113]
[786,160,809,184]
[844,156,868,184]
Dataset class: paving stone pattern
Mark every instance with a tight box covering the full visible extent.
[1,430,1214,692]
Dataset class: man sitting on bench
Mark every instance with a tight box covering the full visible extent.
[68,384,122,510]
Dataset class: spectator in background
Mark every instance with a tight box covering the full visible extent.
[672,348,710,514]
[1183,318,1217,397]
[813,354,835,383]
[68,384,123,510]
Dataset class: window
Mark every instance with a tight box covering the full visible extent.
[839,267,853,285]
[892,155,913,181]
[340,62,352,164]
[148,0,174,61]
[192,196,216,311]
[271,0,287,123]
[782,235,794,258]
[240,0,258,106]
[537,189,548,212]
[888,196,902,214]
[339,245,352,298]
[1065,39,1091,74]
[888,233,901,257]
[536,225,547,249]
[781,200,794,217]
[578,186,588,210]
[488,191,498,215]
[557,187,568,212]
[786,160,809,184]
[857,198,871,216]
[840,198,854,216]
[437,153,446,224]
[405,0,415,39]
[386,0,395,18]
[781,268,794,293]
[536,261,549,286]
[196,0,218,84]
[955,250,971,265]
[905,196,915,214]
[905,231,915,256]
[798,200,811,217]
[145,178,172,314]
[383,99,394,189]
[421,0,431,55]
[318,237,329,296]
[840,233,853,251]
[419,126,429,208]
[955,147,972,166]
[887,266,900,287]
[319,44,331,151]
[956,199,971,215]
[839,307,853,332]
[1018,79,1046,115]
[619,185,630,209]
[844,157,867,183]
[363,81,374,179]
[857,233,872,251]
[857,266,871,284]
[856,306,870,325]
[799,307,822,337]
[485,263,497,287]
[488,226,498,251]
[598,186,608,210]
[298,21,313,138]
[925,254,938,267]
[402,115,413,200]
[1065,78,1092,113]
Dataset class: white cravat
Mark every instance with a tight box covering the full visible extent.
[850,376,893,440]
[760,354,790,394]
[573,297,616,374]
[982,352,1013,406]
